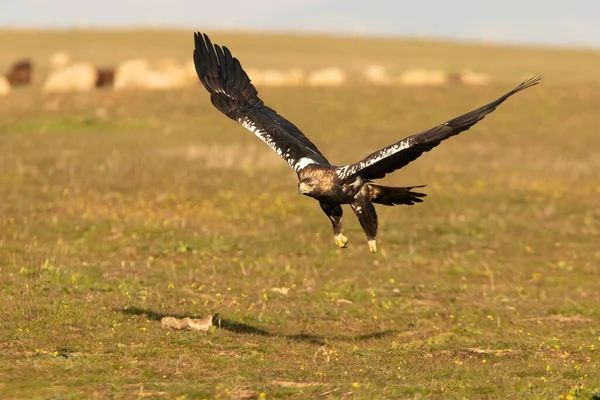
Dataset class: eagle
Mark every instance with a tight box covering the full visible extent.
[193,32,540,253]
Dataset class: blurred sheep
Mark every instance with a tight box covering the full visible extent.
[364,65,390,85]
[460,69,491,85]
[398,69,448,86]
[42,62,97,93]
[246,68,305,87]
[152,57,190,88]
[95,68,115,88]
[5,59,33,86]
[114,59,152,90]
[49,52,70,69]
[183,60,200,86]
[115,58,197,90]
[0,76,10,96]
[307,68,346,87]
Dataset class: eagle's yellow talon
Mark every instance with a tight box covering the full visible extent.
[368,240,377,253]
[334,234,349,248]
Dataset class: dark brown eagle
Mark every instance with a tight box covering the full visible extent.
[193,32,540,253]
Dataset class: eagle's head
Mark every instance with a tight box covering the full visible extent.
[298,177,317,197]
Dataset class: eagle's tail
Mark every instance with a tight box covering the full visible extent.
[368,183,427,206]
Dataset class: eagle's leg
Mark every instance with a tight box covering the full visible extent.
[320,202,348,248]
[350,191,378,253]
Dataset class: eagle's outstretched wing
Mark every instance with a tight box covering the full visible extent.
[193,32,329,173]
[335,76,541,181]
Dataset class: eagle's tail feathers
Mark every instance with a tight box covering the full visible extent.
[369,183,427,206]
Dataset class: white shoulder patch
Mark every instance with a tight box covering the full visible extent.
[294,157,316,171]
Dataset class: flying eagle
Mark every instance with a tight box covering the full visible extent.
[193,32,540,253]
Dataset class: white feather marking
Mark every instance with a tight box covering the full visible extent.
[294,157,316,171]
[335,138,413,179]
[239,117,294,165]
[240,118,258,134]
[349,177,363,189]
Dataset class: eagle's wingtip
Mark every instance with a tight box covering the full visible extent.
[193,32,212,47]
[523,75,542,87]
[513,75,542,93]
[193,31,205,48]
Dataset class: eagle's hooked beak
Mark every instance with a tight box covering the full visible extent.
[298,181,310,195]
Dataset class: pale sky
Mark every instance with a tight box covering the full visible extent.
[2,0,600,49]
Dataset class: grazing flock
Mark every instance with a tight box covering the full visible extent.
[0,50,494,96]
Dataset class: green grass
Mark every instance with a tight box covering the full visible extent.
[1,30,600,399]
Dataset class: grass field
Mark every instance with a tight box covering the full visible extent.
[1,30,600,399]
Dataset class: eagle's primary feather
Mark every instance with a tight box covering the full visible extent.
[193,32,329,173]
[193,32,540,253]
